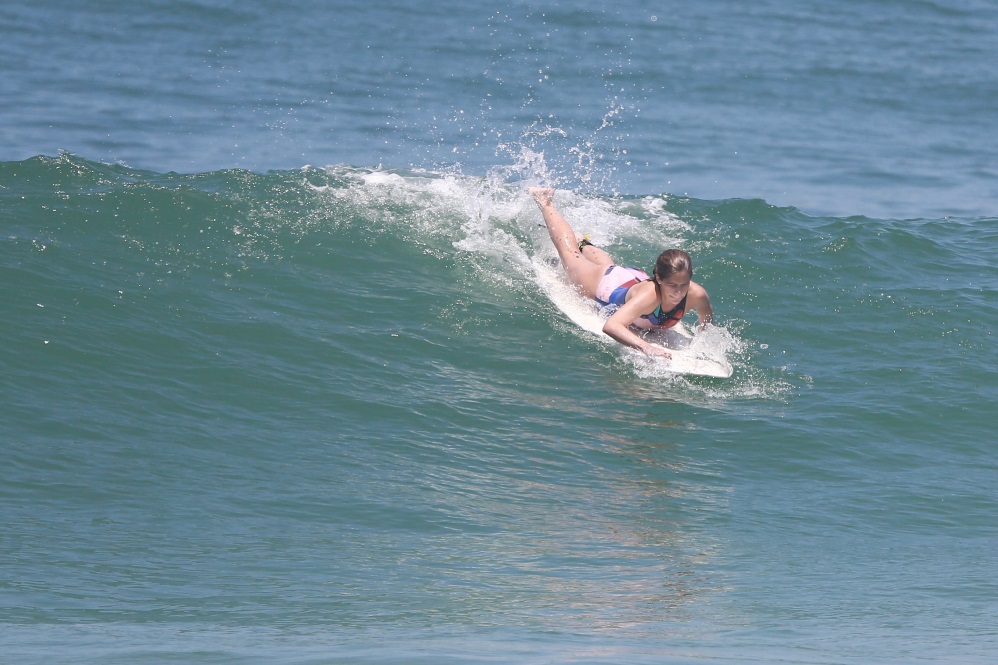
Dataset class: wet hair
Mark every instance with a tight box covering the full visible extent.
[653,249,693,281]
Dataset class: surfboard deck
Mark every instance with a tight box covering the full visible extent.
[640,326,734,378]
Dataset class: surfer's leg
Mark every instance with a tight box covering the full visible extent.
[578,235,613,268]
[530,188,606,299]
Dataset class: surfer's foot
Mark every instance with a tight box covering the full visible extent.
[529,187,555,208]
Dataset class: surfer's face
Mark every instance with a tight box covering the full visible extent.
[657,270,691,305]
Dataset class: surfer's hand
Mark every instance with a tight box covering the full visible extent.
[643,345,672,360]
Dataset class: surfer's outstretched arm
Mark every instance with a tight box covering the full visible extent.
[595,282,671,358]
[687,282,713,329]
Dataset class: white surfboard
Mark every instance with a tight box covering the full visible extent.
[535,261,733,378]
[637,325,734,378]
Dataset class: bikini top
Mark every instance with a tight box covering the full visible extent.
[599,266,687,330]
[646,294,687,329]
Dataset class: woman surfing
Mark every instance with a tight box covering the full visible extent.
[530,187,713,359]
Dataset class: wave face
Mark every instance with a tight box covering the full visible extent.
[3,153,997,663]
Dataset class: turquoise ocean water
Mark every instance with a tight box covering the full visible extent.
[3,2,997,664]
